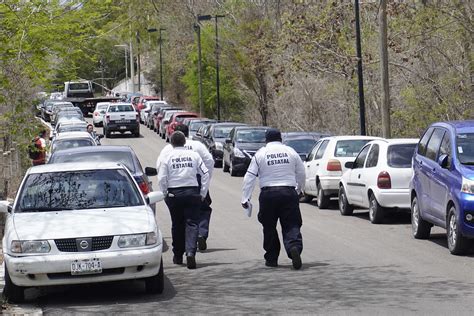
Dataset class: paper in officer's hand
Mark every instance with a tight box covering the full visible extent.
[245,201,253,217]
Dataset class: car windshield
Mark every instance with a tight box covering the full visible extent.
[52,139,94,152]
[58,125,87,133]
[214,126,235,138]
[387,144,417,168]
[16,169,143,212]
[334,140,372,157]
[457,133,474,165]
[189,121,204,131]
[236,130,266,143]
[50,151,136,173]
[108,104,134,112]
[285,139,317,153]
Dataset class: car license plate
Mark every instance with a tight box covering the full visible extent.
[120,126,127,130]
[71,258,102,275]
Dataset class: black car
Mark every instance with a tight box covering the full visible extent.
[223,126,268,176]
[201,122,247,167]
[188,119,217,139]
[282,132,329,161]
[146,102,169,129]
[48,146,157,209]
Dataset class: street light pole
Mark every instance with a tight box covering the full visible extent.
[354,0,366,135]
[194,23,204,117]
[198,14,225,121]
[159,28,165,101]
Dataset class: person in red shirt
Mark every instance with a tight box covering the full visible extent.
[32,130,48,166]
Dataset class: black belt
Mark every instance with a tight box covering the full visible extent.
[168,186,199,191]
[261,186,295,191]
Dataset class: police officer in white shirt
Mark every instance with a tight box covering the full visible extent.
[241,128,305,269]
[156,124,214,251]
[158,131,210,269]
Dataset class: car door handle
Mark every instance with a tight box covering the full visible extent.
[316,163,319,166]
[358,174,361,179]
[306,165,310,168]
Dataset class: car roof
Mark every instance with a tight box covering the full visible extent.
[173,111,198,117]
[282,132,329,140]
[28,162,126,174]
[431,121,474,134]
[108,102,133,106]
[320,135,382,141]
[54,131,94,140]
[234,126,268,131]
[369,138,419,145]
[58,120,87,126]
[52,145,133,154]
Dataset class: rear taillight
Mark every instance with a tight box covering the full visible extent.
[106,114,110,123]
[138,179,150,195]
[327,159,342,171]
[377,171,391,189]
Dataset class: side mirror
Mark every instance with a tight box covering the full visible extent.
[345,161,354,169]
[147,191,165,204]
[98,134,104,139]
[225,139,232,144]
[145,167,158,176]
[0,201,11,213]
[438,154,450,169]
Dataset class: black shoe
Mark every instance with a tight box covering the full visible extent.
[265,260,278,267]
[290,248,302,270]
[186,255,196,269]
[197,236,207,251]
[173,255,183,265]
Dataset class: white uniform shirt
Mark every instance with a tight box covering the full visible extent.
[156,139,214,178]
[241,141,305,204]
[158,147,210,198]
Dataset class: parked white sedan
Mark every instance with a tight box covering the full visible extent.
[0,162,165,302]
[338,138,418,223]
[302,136,381,208]
[92,102,110,127]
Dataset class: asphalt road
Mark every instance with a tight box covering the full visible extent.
[32,124,474,314]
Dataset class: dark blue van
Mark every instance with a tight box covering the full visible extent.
[411,121,474,255]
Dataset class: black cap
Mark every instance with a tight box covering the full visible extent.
[265,128,282,143]
[175,124,189,137]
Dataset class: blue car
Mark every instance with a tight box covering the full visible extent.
[411,121,474,255]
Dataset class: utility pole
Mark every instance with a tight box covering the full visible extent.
[159,28,165,100]
[379,0,391,138]
[128,5,135,92]
[354,0,366,135]
[136,31,141,92]
[194,23,204,117]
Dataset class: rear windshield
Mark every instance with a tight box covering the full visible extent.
[58,126,87,133]
[108,104,134,112]
[214,126,235,138]
[69,83,90,90]
[16,169,142,212]
[334,140,372,157]
[190,121,205,131]
[457,133,474,165]
[387,144,417,168]
[50,151,136,173]
[236,130,266,143]
[285,139,317,153]
[176,115,196,123]
[52,139,94,152]
[97,104,109,110]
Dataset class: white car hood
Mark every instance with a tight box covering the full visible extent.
[12,207,154,240]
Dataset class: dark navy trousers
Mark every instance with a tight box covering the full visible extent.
[258,186,303,262]
[198,192,212,239]
[165,187,201,257]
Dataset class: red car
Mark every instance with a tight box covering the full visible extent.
[165,111,199,142]
[135,96,160,114]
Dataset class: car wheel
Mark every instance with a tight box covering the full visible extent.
[369,193,385,224]
[447,206,469,255]
[338,186,353,216]
[134,130,140,138]
[104,128,110,138]
[411,196,431,239]
[223,161,230,172]
[230,160,240,176]
[214,160,223,168]
[3,266,25,303]
[317,182,330,209]
[145,258,164,294]
[300,192,313,203]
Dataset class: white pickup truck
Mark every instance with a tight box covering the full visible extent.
[103,103,140,138]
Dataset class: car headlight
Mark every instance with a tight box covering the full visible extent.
[461,177,474,194]
[11,240,51,254]
[117,232,158,248]
[234,148,245,158]
[215,142,224,151]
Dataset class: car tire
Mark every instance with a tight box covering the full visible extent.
[447,206,470,255]
[411,196,431,239]
[104,128,110,138]
[214,160,223,168]
[3,266,25,303]
[223,161,230,173]
[300,192,313,203]
[145,258,164,294]
[317,182,330,209]
[369,193,385,224]
[134,130,140,138]
[338,185,353,216]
